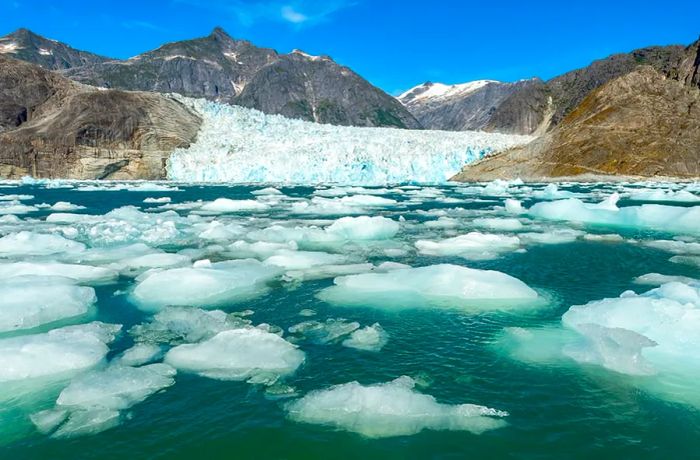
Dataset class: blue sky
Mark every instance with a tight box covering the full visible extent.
[2,0,699,94]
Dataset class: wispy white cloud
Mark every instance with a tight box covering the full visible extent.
[177,0,357,28]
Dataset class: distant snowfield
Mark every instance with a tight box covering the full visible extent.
[167,97,533,184]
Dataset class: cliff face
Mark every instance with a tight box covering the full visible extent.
[0,56,201,179]
[452,63,700,181]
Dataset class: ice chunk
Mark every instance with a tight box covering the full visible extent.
[415,232,520,260]
[519,229,584,245]
[116,343,164,367]
[0,276,95,332]
[0,262,118,284]
[0,322,121,382]
[165,328,304,381]
[342,323,388,351]
[264,250,349,270]
[130,260,281,311]
[324,216,400,240]
[628,189,700,203]
[50,201,86,211]
[143,197,171,203]
[228,240,298,259]
[111,252,191,276]
[288,319,360,344]
[0,231,85,257]
[528,196,700,235]
[199,198,269,213]
[130,307,250,345]
[472,218,523,231]
[286,376,507,438]
[633,273,698,286]
[504,199,524,215]
[35,363,176,438]
[319,264,539,311]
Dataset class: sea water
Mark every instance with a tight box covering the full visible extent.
[0,179,699,459]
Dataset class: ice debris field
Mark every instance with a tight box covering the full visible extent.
[1,178,699,457]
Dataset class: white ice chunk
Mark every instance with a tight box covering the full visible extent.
[0,322,121,383]
[199,198,268,213]
[319,264,539,311]
[165,328,304,381]
[415,232,520,260]
[342,323,388,351]
[286,376,507,438]
[0,276,95,332]
[0,231,85,257]
[130,260,281,311]
[0,262,118,284]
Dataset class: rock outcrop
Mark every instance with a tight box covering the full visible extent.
[0,55,201,179]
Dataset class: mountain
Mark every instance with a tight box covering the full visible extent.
[398,79,548,133]
[0,28,110,70]
[452,39,700,181]
[0,27,419,129]
[0,55,201,179]
[400,44,687,135]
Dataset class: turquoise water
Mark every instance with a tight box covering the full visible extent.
[1,181,699,459]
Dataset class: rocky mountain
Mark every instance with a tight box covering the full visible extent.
[0,55,200,179]
[0,27,419,129]
[452,39,700,181]
[0,28,110,70]
[398,79,547,133]
[400,43,688,135]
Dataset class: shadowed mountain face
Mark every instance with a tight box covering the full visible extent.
[0,55,201,179]
[1,27,419,129]
[452,39,700,181]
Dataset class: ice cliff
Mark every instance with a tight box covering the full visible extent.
[167,98,533,184]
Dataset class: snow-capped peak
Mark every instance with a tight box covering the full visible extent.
[398,80,499,104]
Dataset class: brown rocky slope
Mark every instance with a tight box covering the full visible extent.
[0,55,201,179]
[453,45,700,181]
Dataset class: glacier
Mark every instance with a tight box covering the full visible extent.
[166,97,533,184]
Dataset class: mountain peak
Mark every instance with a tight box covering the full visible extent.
[210,27,233,42]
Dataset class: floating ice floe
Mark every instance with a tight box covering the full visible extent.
[288,318,360,344]
[415,233,521,260]
[286,376,507,438]
[130,307,251,345]
[32,363,176,438]
[342,323,388,351]
[0,262,118,284]
[528,194,700,235]
[319,264,540,311]
[198,198,269,213]
[130,260,281,311]
[0,322,121,383]
[164,327,304,382]
[633,273,698,286]
[50,201,86,211]
[471,217,524,231]
[0,231,85,257]
[628,189,700,203]
[0,276,96,333]
[167,98,532,184]
[500,280,700,406]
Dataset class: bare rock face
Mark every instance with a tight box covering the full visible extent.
[452,66,700,181]
[0,56,201,179]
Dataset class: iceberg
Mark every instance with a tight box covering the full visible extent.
[318,264,540,311]
[130,260,281,311]
[164,328,304,381]
[167,98,533,184]
[286,376,507,438]
[416,232,521,260]
[0,276,96,332]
